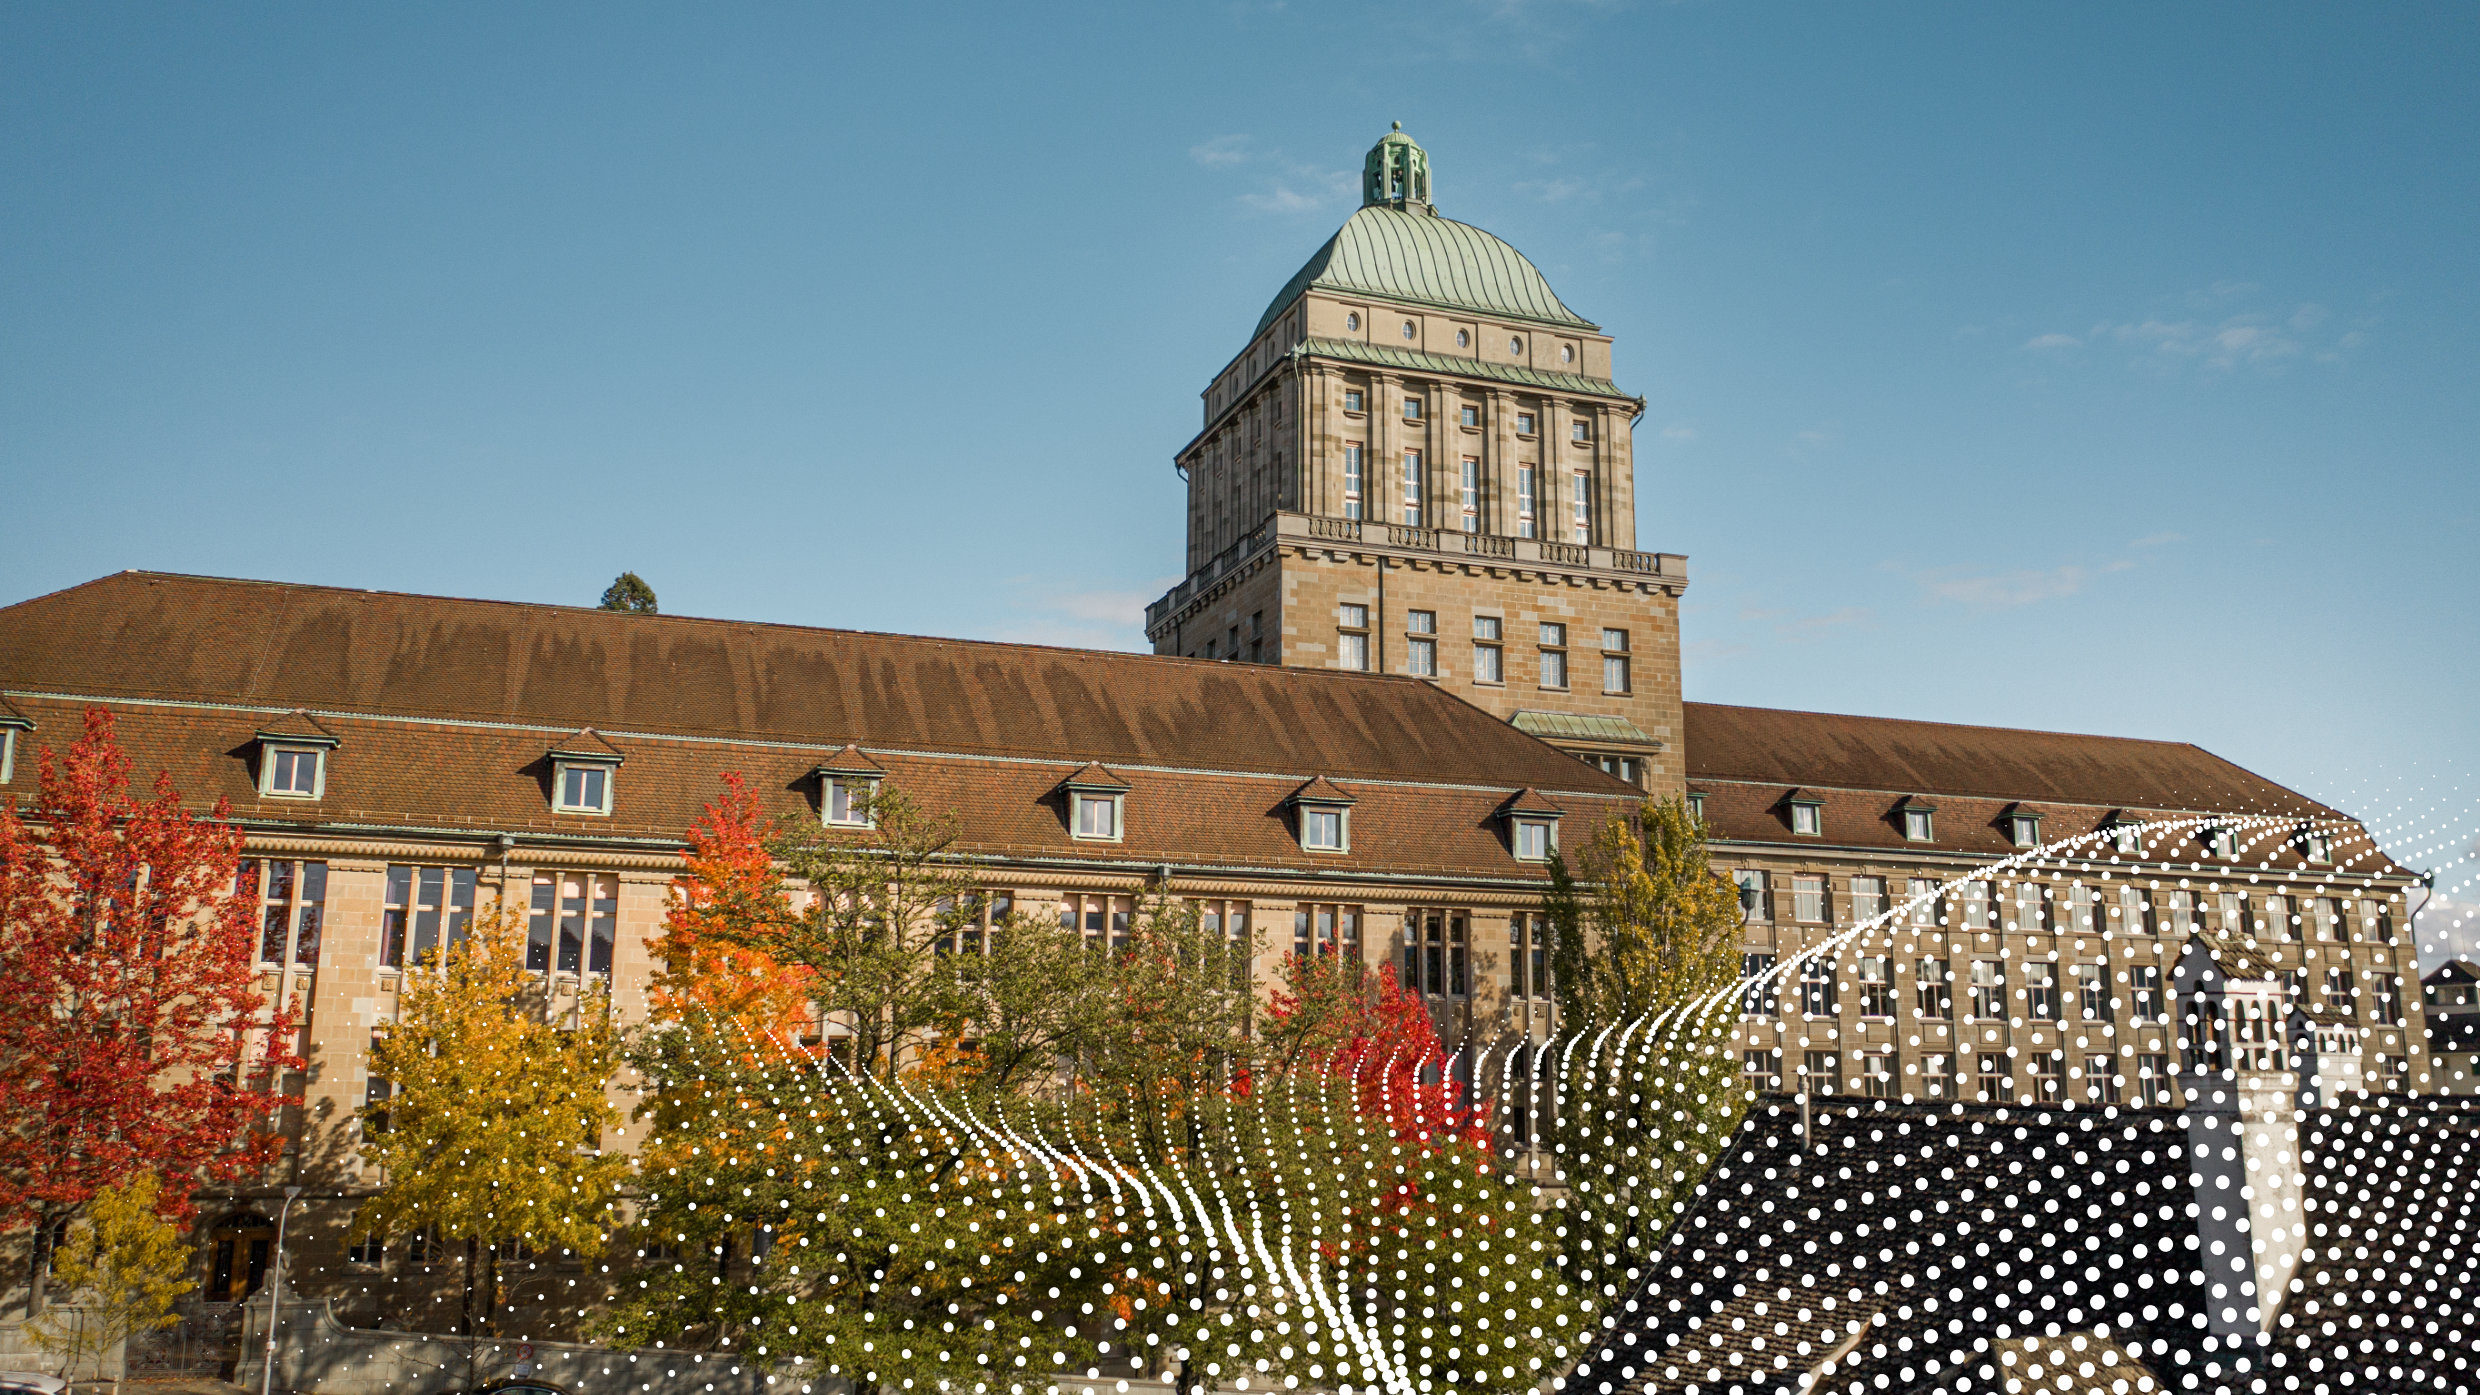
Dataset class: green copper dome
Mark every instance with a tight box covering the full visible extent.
[1254,127,1595,337]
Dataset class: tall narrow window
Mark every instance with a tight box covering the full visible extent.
[1914,958,1952,1019]
[1741,953,1779,1017]
[528,871,618,977]
[383,864,476,970]
[1850,876,1886,922]
[246,860,329,967]
[1857,957,1894,1018]
[1342,443,1364,520]
[1337,602,1370,671]
[1538,621,1567,689]
[1405,609,1437,677]
[1399,451,1424,524]
[1799,958,1837,1016]
[1516,466,1537,538]
[1734,869,1768,920]
[1969,959,2004,1020]
[2024,962,2060,1020]
[1600,628,1630,693]
[1060,895,1136,955]
[1472,615,1503,683]
[2130,963,2164,1022]
[1512,914,1554,1001]
[1907,877,1938,926]
[1792,875,1827,924]
[1403,909,1468,998]
[1570,470,1592,543]
[1458,457,1479,532]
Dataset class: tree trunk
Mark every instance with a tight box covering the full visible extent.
[26,1203,49,1316]
[461,1236,478,1336]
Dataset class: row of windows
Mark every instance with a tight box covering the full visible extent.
[1340,387,1593,439]
[253,860,619,980]
[1760,794,2348,864]
[254,743,624,819]
[1334,605,1630,692]
[1732,869,2401,945]
[1745,1046,2414,1103]
[1739,949,2408,1027]
[1339,444,1593,542]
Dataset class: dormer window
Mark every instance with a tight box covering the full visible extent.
[2206,825,2237,860]
[1287,777,1356,854]
[548,729,623,816]
[1058,762,1131,844]
[263,747,325,799]
[2110,816,2143,854]
[1787,796,1822,837]
[1498,788,1563,862]
[1897,798,1936,843]
[1686,791,1707,823]
[253,713,340,801]
[1074,793,1120,840]
[1513,819,1554,861]
[2300,827,2331,863]
[2007,811,2042,849]
[555,764,612,815]
[816,745,885,829]
[0,707,28,784]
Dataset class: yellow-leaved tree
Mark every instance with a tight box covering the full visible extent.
[357,904,628,1336]
[1545,794,1748,1288]
[26,1171,195,1395]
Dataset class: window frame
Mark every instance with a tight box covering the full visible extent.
[1537,621,1568,690]
[1343,388,1365,413]
[1511,817,1556,862]
[259,745,327,800]
[0,723,19,785]
[1515,464,1537,538]
[1901,806,1935,842]
[824,775,879,829]
[549,761,612,816]
[1788,799,1822,837]
[1569,469,1592,543]
[1069,791,1125,843]
[1400,449,1423,524]
[1298,803,1350,854]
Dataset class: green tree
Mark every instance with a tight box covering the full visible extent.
[356,905,629,1335]
[598,572,658,613]
[1544,794,1749,1295]
[26,1171,196,1395]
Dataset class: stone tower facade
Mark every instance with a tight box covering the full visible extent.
[1145,126,1688,793]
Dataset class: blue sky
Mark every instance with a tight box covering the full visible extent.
[3,4,2475,849]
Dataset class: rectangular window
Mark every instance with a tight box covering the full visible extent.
[1402,396,1421,420]
[1860,1051,1895,1099]
[1301,806,1346,852]
[2362,899,2395,943]
[1342,443,1364,520]
[2162,889,2195,936]
[2219,891,2247,935]
[2055,882,2093,935]
[2130,963,2164,1023]
[1511,913,1553,1000]
[936,890,1015,956]
[2324,966,2355,1013]
[1850,877,1886,922]
[1073,794,1120,840]
[1400,450,1423,524]
[1600,628,1629,692]
[1914,958,1952,1019]
[1512,819,1553,861]
[2118,885,2151,935]
[1799,956,1837,1016]
[2011,882,2044,932]
[1734,869,1768,920]
[247,860,329,968]
[2024,961,2060,1021]
[1338,603,1369,671]
[2261,894,2291,940]
[1538,621,1567,689]
[1922,1052,1956,1100]
[1903,808,1934,842]
[2312,897,2341,942]
[2376,1054,2408,1093]
[1516,465,1537,538]
[555,763,611,815]
[1968,959,2004,1020]
[2085,1053,2120,1104]
[1060,894,1136,955]
[1743,1049,1780,1092]
[1403,909,1468,998]
[826,777,875,827]
[263,747,322,799]
[382,864,476,970]
[2076,962,2111,1021]
[1570,470,1592,542]
[1858,956,1894,1018]
[1803,1050,1840,1095]
[2028,1052,2064,1103]
[1472,614,1503,683]
[1344,389,1364,413]
[1792,875,1827,924]
[1907,877,1937,927]
[2136,1052,2172,1106]
[1458,457,1480,532]
[1516,412,1536,435]
[1459,405,1479,427]
[526,871,618,977]
[1789,802,1821,836]
[1405,609,1437,677]
[1976,1052,2008,1102]
[1741,952,1779,1017]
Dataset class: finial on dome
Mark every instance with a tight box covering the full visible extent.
[1363,125,1432,212]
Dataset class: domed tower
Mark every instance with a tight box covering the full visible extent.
[1144,127,1687,793]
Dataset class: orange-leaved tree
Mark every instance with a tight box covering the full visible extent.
[0,708,300,1305]
[649,772,813,1048]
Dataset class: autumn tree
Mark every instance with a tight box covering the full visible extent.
[1543,793,1747,1291]
[26,1171,196,1395]
[357,904,628,1336]
[0,707,298,1305]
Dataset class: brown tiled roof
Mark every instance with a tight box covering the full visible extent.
[1285,776,1357,806]
[813,743,885,777]
[1497,787,1564,817]
[254,709,341,747]
[548,727,625,763]
[0,572,1628,796]
[1055,761,1130,793]
[1,694,40,730]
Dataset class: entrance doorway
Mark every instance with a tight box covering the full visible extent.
[207,1214,276,1303]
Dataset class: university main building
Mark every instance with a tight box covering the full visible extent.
[0,130,2429,1316]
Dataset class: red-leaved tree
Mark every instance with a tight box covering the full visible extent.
[650,773,813,1048]
[0,708,300,1297]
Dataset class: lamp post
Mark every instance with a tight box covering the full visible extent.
[259,1186,305,1395]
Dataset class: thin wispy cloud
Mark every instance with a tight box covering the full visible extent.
[1734,604,1872,641]
[1188,131,1353,216]
[2014,286,2373,375]
[1908,560,2134,609]
[991,578,1167,651]
[2130,531,2184,548]
[1188,135,1252,167]
[1660,423,1695,441]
